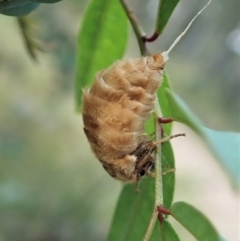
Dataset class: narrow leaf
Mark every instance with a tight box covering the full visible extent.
[164,89,203,135]
[29,0,61,3]
[106,142,175,240]
[75,0,128,110]
[0,0,39,16]
[156,0,180,34]
[203,128,240,186]
[158,73,175,208]
[144,114,155,136]
[162,142,175,208]
[171,202,221,241]
[17,17,40,61]
[220,237,228,241]
[158,73,173,136]
[106,177,158,241]
[162,220,181,241]
[165,89,240,186]
[162,142,175,209]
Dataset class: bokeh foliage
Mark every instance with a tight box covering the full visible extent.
[0,0,62,16]
[0,0,239,240]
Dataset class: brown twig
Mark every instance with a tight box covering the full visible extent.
[119,1,164,241]
[17,17,43,62]
[142,31,160,43]
[120,0,149,55]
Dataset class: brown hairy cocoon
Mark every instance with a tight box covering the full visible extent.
[82,0,212,184]
[82,53,167,183]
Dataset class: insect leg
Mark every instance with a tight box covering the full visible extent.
[154,133,186,145]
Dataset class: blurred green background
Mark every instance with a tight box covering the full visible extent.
[0,0,239,241]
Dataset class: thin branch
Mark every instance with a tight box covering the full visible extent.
[142,31,159,42]
[142,208,158,241]
[120,0,149,55]
[119,1,165,240]
[142,98,164,241]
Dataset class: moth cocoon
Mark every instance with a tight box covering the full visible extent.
[82,0,211,184]
[82,53,167,182]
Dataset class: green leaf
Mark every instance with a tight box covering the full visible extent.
[157,73,175,209]
[171,202,221,241]
[165,89,240,186]
[161,220,181,241]
[106,177,159,241]
[75,0,128,110]
[220,237,228,241]
[162,141,175,209]
[144,114,155,136]
[156,0,180,34]
[106,142,175,240]
[29,0,61,3]
[202,128,240,185]
[0,0,39,16]
[165,89,202,135]
[158,72,173,136]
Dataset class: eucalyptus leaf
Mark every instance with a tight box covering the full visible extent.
[162,141,175,209]
[158,73,176,208]
[171,202,221,241]
[144,114,155,136]
[0,0,39,16]
[156,0,179,34]
[106,177,158,241]
[29,0,61,3]
[161,220,181,241]
[106,141,176,240]
[203,128,240,185]
[220,237,228,241]
[165,89,240,186]
[158,72,173,136]
[75,0,128,110]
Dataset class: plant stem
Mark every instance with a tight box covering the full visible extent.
[154,98,164,206]
[142,208,158,241]
[142,98,164,241]
[120,1,164,240]
[119,0,148,55]
[142,31,159,42]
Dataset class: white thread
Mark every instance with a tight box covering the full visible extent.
[166,0,212,54]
